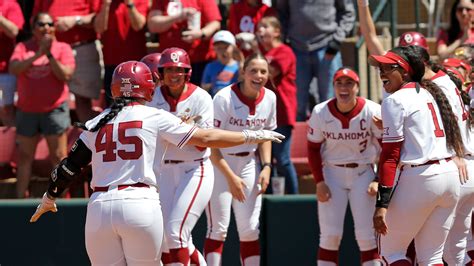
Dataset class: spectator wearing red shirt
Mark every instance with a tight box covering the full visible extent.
[9,12,75,198]
[256,16,299,194]
[147,0,221,84]
[228,0,276,35]
[437,0,474,59]
[94,0,149,105]
[0,0,24,127]
[33,0,103,123]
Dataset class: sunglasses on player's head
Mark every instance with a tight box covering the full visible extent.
[36,22,54,27]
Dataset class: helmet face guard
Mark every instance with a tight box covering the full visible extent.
[158,47,192,82]
[111,61,156,102]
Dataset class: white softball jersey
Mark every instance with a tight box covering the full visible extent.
[307,97,382,165]
[80,104,197,189]
[212,84,277,150]
[432,71,474,155]
[147,83,213,161]
[381,82,454,165]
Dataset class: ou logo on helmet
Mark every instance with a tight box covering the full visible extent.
[403,34,413,44]
[170,52,180,63]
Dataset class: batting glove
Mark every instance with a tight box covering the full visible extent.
[30,192,58,223]
[242,129,285,144]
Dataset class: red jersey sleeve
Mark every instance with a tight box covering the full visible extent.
[5,1,25,29]
[378,141,402,187]
[308,141,324,183]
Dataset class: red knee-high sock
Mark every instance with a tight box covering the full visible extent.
[240,240,260,264]
[170,248,189,265]
[318,247,338,264]
[204,238,224,257]
[360,248,380,264]
[162,252,172,264]
[190,249,200,265]
[389,259,411,266]
[406,240,416,264]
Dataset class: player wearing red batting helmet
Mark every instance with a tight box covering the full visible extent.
[157,47,192,82]
[111,61,155,101]
[398,31,429,51]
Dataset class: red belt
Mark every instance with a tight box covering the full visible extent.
[334,163,359,168]
[93,182,149,193]
[164,158,204,164]
[408,158,452,168]
[227,152,251,157]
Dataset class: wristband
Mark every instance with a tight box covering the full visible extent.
[375,185,393,208]
[200,30,206,40]
[261,163,272,170]
[46,52,53,59]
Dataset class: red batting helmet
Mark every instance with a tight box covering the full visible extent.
[140,53,162,82]
[398,31,429,51]
[158,47,192,81]
[111,61,156,102]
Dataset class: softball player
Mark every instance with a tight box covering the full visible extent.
[204,53,277,266]
[147,47,214,266]
[29,61,284,266]
[307,68,382,266]
[140,52,162,84]
[370,46,464,266]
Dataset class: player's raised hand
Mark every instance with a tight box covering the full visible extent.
[373,207,388,235]
[367,181,378,196]
[228,175,248,202]
[242,129,285,144]
[316,181,331,202]
[30,193,58,223]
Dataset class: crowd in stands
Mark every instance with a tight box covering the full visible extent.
[0,0,472,200]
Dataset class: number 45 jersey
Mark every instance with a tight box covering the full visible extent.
[307,97,382,165]
[79,104,198,189]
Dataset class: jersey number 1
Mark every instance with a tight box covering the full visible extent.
[427,103,445,137]
[95,121,143,162]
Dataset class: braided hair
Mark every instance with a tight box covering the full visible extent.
[392,46,465,157]
[75,98,135,132]
[430,62,474,129]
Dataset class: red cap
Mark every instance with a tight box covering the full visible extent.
[333,68,360,84]
[398,31,429,51]
[443,58,471,74]
[368,51,413,76]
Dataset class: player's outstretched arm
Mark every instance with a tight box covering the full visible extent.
[357,0,386,56]
[187,128,284,148]
[30,139,92,223]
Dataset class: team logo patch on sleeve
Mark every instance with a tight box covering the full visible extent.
[214,119,221,127]
[383,127,389,135]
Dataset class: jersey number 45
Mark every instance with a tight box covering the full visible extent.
[95,121,143,162]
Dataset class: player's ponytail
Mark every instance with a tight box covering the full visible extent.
[421,79,465,157]
[75,98,135,132]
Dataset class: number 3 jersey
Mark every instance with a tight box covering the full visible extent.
[381,83,454,165]
[79,104,198,188]
[307,97,382,165]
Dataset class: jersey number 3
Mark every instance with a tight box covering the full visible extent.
[427,103,445,138]
[95,121,143,162]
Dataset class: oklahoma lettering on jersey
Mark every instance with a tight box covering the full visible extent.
[80,104,197,188]
[432,71,474,155]
[213,84,277,154]
[307,97,382,165]
[147,83,213,161]
[381,82,454,165]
